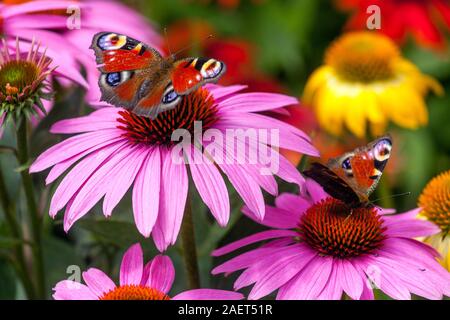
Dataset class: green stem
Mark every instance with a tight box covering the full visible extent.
[180,197,200,289]
[16,121,45,299]
[0,167,36,299]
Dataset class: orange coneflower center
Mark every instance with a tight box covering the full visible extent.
[117,88,219,146]
[0,60,39,95]
[298,198,386,258]
[419,170,450,236]
[325,32,400,83]
[99,285,170,300]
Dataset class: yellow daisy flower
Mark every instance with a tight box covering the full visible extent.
[303,31,443,138]
[418,170,450,270]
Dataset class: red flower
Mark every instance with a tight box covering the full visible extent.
[336,0,450,50]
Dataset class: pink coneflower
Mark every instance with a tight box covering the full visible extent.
[212,179,450,300]
[53,243,243,300]
[30,84,318,251]
[0,0,161,107]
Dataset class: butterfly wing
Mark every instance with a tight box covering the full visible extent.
[326,135,393,201]
[171,58,226,95]
[91,32,165,111]
[303,162,361,207]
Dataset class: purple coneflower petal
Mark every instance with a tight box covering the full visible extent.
[119,243,143,286]
[218,92,298,113]
[305,178,328,203]
[274,193,310,217]
[187,147,230,226]
[172,289,244,300]
[316,264,343,300]
[152,150,188,251]
[207,84,247,101]
[336,259,364,300]
[82,268,116,298]
[132,148,161,237]
[277,255,333,300]
[50,109,120,134]
[103,147,147,217]
[213,230,298,256]
[145,255,175,295]
[242,205,297,229]
[52,281,97,300]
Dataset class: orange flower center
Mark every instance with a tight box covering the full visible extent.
[298,198,386,258]
[99,285,170,300]
[117,88,219,146]
[325,32,400,83]
[419,170,450,236]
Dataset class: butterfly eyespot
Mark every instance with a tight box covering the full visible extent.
[374,139,392,162]
[200,60,223,79]
[341,157,353,176]
[98,33,127,50]
[162,89,179,104]
[102,71,133,87]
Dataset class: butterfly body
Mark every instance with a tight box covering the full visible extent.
[90,32,226,119]
[303,135,392,208]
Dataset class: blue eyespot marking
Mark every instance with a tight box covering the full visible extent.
[106,72,121,86]
[162,90,178,104]
[342,157,352,170]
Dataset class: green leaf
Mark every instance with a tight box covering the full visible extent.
[77,219,143,247]
[43,235,85,296]
[0,258,17,299]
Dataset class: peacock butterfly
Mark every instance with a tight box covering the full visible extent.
[303,135,393,208]
[90,32,226,119]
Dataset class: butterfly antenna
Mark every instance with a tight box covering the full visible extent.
[173,34,214,58]
[370,192,412,205]
[163,27,173,57]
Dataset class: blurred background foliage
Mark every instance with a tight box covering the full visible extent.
[0,0,449,299]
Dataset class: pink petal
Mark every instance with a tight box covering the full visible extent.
[3,1,85,18]
[172,289,244,300]
[383,218,440,238]
[241,205,298,229]
[305,178,328,203]
[82,268,116,298]
[274,193,310,217]
[152,150,188,251]
[336,259,364,300]
[218,92,298,113]
[132,148,161,237]
[49,141,126,218]
[207,84,247,101]
[30,129,123,173]
[50,108,121,134]
[102,146,147,216]
[316,263,343,300]
[52,280,97,300]
[277,255,333,300]
[145,255,175,294]
[187,147,230,226]
[213,230,298,256]
[120,243,144,286]
[212,247,276,275]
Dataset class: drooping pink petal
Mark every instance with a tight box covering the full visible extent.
[102,146,147,216]
[336,259,364,300]
[152,149,188,251]
[30,129,123,173]
[276,255,333,300]
[213,230,298,256]
[145,255,175,294]
[248,247,316,300]
[50,108,121,134]
[119,243,143,286]
[316,263,343,300]
[241,205,298,230]
[172,289,244,300]
[274,193,310,217]
[212,247,276,275]
[82,268,116,298]
[218,92,298,113]
[132,148,161,237]
[187,146,230,226]
[52,280,97,300]
[49,141,127,218]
